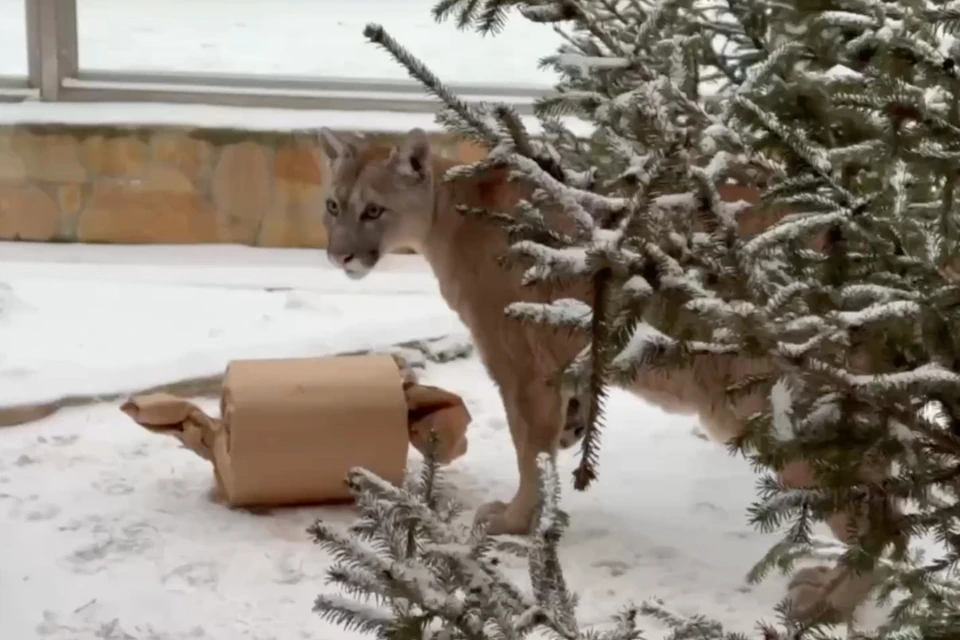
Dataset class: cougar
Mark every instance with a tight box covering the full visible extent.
[317,126,891,622]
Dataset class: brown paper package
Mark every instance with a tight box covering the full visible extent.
[121,354,470,508]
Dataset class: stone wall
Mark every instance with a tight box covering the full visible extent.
[0,125,486,248]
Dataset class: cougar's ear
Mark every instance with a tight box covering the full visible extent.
[318,127,365,163]
[389,128,431,183]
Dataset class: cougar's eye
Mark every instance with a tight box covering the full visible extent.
[361,204,384,221]
[325,198,340,216]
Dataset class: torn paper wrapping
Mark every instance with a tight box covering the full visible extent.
[121,354,470,508]
[403,380,469,464]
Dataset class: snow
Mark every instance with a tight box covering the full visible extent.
[0,0,595,136]
[0,0,562,87]
[0,243,893,639]
[0,243,466,407]
[0,0,939,634]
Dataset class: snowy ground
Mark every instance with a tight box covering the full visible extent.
[0,243,465,407]
[0,1,919,635]
[0,242,875,640]
[0,0,562,87]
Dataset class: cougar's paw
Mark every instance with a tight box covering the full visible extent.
[473,500,532,535]
[786,565,860,624]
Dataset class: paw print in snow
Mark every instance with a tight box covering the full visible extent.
[591,559,630,577]
[162,561,222,591]
[66,520,157,574]
[484,416,507,434]
[92,472,135,496]
[51,435,80,447]
[25,503,61,522]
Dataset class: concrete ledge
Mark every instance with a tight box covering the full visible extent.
[0,120,487,247]
[0,102,591,135]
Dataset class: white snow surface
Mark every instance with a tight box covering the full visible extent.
[0,1,933,634]
[0,243,465,407]
[0,243,898,639]
[0,0,562,87]
[2,361,795,640]
[0,0,590,136]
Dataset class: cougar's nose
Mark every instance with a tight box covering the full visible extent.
[328,251,355,268]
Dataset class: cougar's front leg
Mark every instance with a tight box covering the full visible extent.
[474,382,564,535]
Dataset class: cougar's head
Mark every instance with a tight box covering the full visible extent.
[318,127,435,280]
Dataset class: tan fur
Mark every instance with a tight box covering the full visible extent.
[318,128,889,622]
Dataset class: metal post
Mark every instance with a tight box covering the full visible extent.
[25,0,41,91]
[59,0,79,78]
[37,0,61,99]
[26,0,79,100]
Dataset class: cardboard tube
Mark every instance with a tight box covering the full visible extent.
[217,354,409,507]
[122,354,472,509]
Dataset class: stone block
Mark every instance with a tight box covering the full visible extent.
[78,167,216,244]
[273,144,324,184]
[11,132,87,183]
[152,132,213,182]
[0,182,60,241]
[0,150,26,182]
[81,135,150,177]
[259,177,328,248]
[57,183,85,216]
[212,142,271,244]
[455,140,489,163]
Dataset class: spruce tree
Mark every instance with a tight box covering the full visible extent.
[311,446,774,639]
[311,0,960,636]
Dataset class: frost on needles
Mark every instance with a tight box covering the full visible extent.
[348,0,960,636]
[309,440,766,640]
